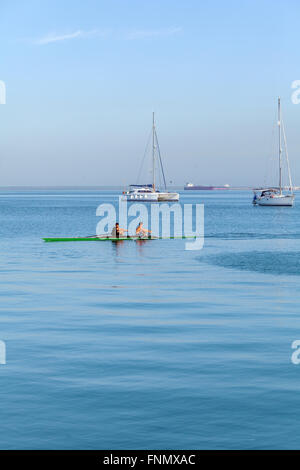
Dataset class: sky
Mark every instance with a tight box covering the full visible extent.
[0,0,300,186]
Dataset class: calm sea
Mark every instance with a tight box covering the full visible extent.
[0,189,300,449]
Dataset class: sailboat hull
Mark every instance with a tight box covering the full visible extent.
[257,194,295,206]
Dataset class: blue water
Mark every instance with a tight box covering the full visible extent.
[1,189,300,449]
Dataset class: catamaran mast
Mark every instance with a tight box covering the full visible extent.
[278,97,282,194]
[152,112,155,191]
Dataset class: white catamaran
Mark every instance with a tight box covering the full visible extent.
[253,98,295,207]
[122,113,179,202]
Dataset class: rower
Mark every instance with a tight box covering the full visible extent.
[136,222,151,238]
[111,223,127,239]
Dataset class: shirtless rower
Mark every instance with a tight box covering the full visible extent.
[136,222,151,238]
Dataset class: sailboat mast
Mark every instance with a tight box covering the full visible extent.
[152,112,155,191]
[278,97,282,194]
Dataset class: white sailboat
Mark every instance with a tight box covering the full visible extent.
[253,98,295,206]
[122,113,179,202]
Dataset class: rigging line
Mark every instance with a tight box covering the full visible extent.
[155,131,165,189]
[156,132,163,188]
[157,151,162,188]
[155,130,167,190]
[159,160,163,188]
[282,117,293,192]
[136,130,152,184]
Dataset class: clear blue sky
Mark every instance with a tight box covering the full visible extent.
[0,0,299,186]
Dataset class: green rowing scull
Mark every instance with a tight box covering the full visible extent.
[43,236,197,243]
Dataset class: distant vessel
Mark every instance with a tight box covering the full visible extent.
[122,113,179,202]
[184,183,230,190]
[253,98,294,207]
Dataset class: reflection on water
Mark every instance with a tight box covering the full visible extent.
[206,251,300,276]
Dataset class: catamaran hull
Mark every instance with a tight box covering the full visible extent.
[257,195,295,206]
[121,192,179,202]
[157,192,179,201]
[121,193,158,201]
